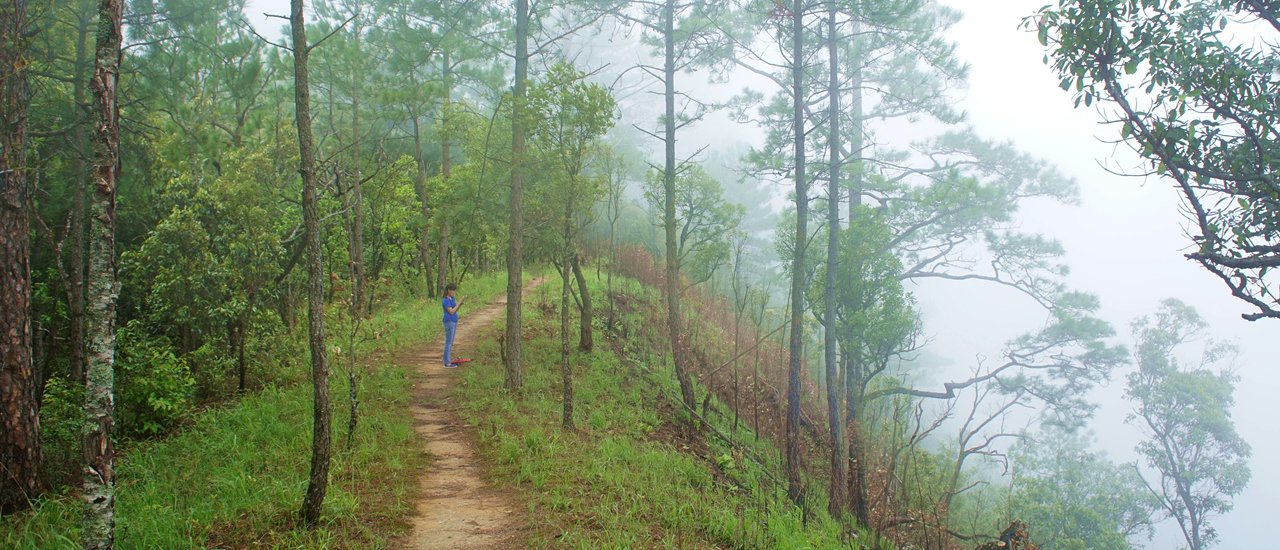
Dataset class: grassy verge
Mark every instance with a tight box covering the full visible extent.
[0,272,508,549]
[454,270,876,548]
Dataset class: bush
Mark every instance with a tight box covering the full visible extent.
[38,377,85,487]
[115,319,196,438]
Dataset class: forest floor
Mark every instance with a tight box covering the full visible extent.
[397,279,541,549]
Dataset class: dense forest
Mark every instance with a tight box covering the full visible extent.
[0,0,1274,548]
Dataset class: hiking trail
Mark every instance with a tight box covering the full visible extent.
[399,280,541,549]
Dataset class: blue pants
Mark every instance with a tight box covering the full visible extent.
[443,320,457,365]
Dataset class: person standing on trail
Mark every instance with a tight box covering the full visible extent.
[442,283,464,367]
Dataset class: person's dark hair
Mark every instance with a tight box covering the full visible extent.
[445,283,457,293]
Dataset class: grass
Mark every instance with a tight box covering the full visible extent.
[0,272,509,549]
[453,269,880,549]
[2,268,883,548]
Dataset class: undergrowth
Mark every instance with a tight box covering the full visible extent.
[454,270,888,549]
[0,272,507,549]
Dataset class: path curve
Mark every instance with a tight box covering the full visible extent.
[399,282,536,549]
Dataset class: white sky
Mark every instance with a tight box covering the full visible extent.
[245,0,1276,547]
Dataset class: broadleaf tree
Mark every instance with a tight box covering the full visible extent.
[1035,0,1280,320]
[1127,298,1251,550]
[527,62,616,430]
[1007,427,1158,550]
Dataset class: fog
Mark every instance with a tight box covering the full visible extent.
[935,3,1276,548]
[240,1,1276,546]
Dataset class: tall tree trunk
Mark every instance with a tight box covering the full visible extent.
[606,184,619,330]
[571,253,592,352]
[65,9,92,384]
[845,354,869,526]
[0,0,43,516]
[823,0,846,518]
[560,190,575,430]
[752,295,764,441]
[785,0,808,507]
[410,112,435,297]
[662,0,696,418]
[504,0,528,391]
[438,221,450,287]
[82,0,122,544]
[349,13,365,316]
[292,0,332,527]
[730,253,744,436]
[345,10,365,445]
[846,24,864,222]
[437,51,451,295]
[844,19,870,526]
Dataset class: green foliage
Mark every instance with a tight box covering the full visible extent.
[525,61,618,260]
[1126,299,1251,549]
[809,207,918,371]
[0,273,512,548]
[454,271,871,548]
[362,155,429,285]
[641,165,744,285]
[527,63,618,166]
[123,149,285,360]
[886,162,1074,306]
[999,291,1128,429]
[114,320,197,438]
[1035,0,1280,319]
[128,0,268,167]
[1008,428,1156,550]
[36,378,86,487]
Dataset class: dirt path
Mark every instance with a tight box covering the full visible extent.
[399,283,535,549]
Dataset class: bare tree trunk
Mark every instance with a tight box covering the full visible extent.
[844,20,870,527]
[606,183,619,331]
[410,112,434,297]
[345,9,365,445]
[571,253,593,352]
[82,0,122,544]
[662,0,696,419]
[292,0,332,527]
[504,0,528,391]
[349,12,365,316]
[65,9,93,384]
[344,330,358,448]
[438,220,449,287]
[560,193,575,430]
[752,293,765,441]
[437,51,452,296]
[0,0,44,516]
[845,354,870,526]
[730,241,746,437]
[785,0,808,507]
[823,0,846,518]
[847,23,864,222]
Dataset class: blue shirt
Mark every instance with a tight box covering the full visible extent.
[442,296,458,323]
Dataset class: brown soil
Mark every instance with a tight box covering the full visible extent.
[397,282,539,549]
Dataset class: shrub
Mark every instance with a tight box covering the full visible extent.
[115,319,196,438]
[38,377,85,487]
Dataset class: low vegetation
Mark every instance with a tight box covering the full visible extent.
[0,274,507,549]
[454,271,885,548]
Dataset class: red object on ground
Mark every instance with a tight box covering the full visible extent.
[450,358,472,365]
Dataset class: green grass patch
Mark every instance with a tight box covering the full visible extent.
[454,269,876,549]
[1,272,508,549]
